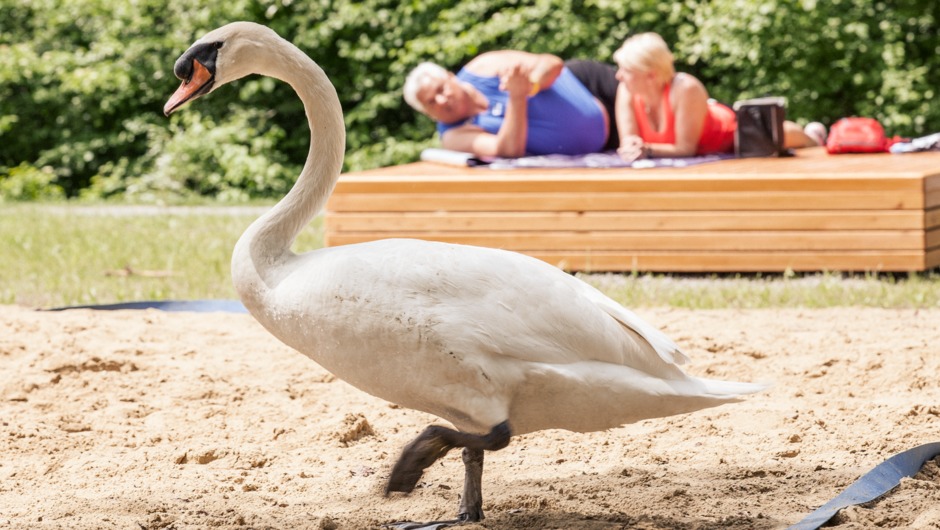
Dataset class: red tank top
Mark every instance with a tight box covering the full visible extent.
[632,81,736,154]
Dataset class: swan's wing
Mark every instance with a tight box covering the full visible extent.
[575,282,690,365]
[345,240,689,377]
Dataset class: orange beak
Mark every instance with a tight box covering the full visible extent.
[164,59,214,116]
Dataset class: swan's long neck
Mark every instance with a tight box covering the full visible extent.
[231,33,345,302]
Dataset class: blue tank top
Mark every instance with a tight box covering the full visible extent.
[436,67,607,155]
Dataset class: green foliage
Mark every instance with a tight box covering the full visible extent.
[680,0,940,131]
[0,0,262,197]
[84,111,294,202]
[0,163,65,201]
[1,0,938,201]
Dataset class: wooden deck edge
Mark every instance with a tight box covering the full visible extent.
[324,210,930,232]
[325,230,925,252]
[334,174,929,194]
[327,190,923,212]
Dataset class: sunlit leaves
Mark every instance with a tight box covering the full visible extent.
[1,0,938,201]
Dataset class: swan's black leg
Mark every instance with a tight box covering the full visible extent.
[385,425,456,495]
[386,421,510,495]
[384,421,511,529]
[457,447,484,522]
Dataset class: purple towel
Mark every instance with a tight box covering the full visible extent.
[486,151,734,169]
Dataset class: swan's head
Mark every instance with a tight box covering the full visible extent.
[164,22,279,116]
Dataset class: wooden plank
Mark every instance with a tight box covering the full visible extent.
[327,148,940,272]
[325,210,926,232]
[927,208,940,230]
[927,228,940,249]
[928,188,940,209]
[335,173,926,194]
[327,190,923,213]
[325,230,924,252]
[926,174,940,191]
[927,248,940,269]
[525,250,927,273]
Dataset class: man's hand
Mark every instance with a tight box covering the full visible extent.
[499,64,534,99]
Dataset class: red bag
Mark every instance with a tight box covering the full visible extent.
[826,117,888,154]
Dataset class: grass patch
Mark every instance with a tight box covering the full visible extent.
[3,203,939,309]
[0,204,321,308]
[581,271,940,310]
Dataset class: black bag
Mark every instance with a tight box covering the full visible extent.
[733,97,788,158]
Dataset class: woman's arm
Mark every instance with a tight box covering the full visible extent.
[662,74,708,156]
[614,82,639,144]
[618,74,710,160]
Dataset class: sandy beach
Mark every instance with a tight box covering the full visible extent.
[1,304,938,529]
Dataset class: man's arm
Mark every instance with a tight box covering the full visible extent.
[441,65,531,158]
[465,51,564,95]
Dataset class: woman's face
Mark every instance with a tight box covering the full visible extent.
[417,74,474,124]
[615,65,647,92]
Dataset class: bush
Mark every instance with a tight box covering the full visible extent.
[0,163,65,202]
[681,0,940,131]
[0,0,262,198]
[84,111,294,203]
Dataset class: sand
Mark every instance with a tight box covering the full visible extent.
[1,304,939,529]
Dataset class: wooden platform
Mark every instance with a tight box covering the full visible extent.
[324,147,940,272]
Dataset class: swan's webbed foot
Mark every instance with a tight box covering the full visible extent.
[384,422,511,527]
[383,519,463,529]
[382,501,480,529]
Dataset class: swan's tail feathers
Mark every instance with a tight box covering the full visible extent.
[698,378,771,399]
[648,335,690,366]
[591,294,690,366]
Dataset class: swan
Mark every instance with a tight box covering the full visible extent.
[164,22,766,528]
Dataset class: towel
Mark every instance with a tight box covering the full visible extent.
[420,148,733,170]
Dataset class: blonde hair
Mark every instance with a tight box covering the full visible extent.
[613,32,676,85]
[403,62,449,114]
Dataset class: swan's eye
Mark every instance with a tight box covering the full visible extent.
[214,41,224,49]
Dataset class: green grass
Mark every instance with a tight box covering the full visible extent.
[2,203,939,309]
[0,204,321,308]
[581,270,940,309]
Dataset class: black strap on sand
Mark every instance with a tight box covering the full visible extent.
[788,442,940,529]
[44,299,247,313]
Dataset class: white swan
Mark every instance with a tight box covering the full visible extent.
[164,22,766,527]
